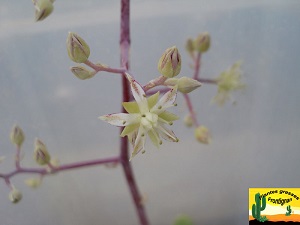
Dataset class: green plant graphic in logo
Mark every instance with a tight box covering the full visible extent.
[252,192,269,222]
[285,205,292,216]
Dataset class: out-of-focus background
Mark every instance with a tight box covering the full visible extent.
[0,0,300,224]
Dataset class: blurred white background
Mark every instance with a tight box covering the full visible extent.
[0,0,300,224]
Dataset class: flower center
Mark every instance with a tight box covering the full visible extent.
[141,112,158,131]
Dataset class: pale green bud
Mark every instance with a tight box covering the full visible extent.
[194,32,210,53]
[177,77,202,94]
[158,46,181,78]
[10,125,25,147]
[32,0,54,22]
[185,38,195,54]
[34,139,51,165]
[194,126,211,144]
[183,114,193,127]
[25,178,42,188]
[9,188,22,203]
[70,65,96,80]
[66,32,90,63]
[164,78,179,86]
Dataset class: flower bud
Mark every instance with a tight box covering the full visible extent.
[66,32,90,63]
[9,188,22,203]
[183,114,193,127]
[70,65,96,80]
[194,32,210,53]
[194,126,211,144]
[34,139,51,165]
[177,77,202,94]
[25,178,42,188]
[158,46,181,78]
[10,125,25,147]
[185,38,195,54]
[32,0,54,22]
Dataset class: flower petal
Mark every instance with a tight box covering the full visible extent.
[159,111,179,122]
[156,124,179,142]
[121,123,139,137]
[122,101,140,113]
[126,73,148,113]
[128,129,138,147]
[99,113,139,126]
[151,86,177,114]
[130,126,146,160]
[147,92,160,109]
[148,129,162,148]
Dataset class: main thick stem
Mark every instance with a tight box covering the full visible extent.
[119,1,149,225]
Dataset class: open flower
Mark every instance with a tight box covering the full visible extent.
[99,73,179,160]
[212,61,245,106]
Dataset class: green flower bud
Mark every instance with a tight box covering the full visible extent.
[183,114,193,127]
[66,32,90,63]
[177,77,202,94]
[33,0,54,22]
[9,188,22,203]
[194,32,210,53]
[34,139,51,165]
[10,125,25,147]
[194,126,211,144]
[70,65,96,80]
[185,38,195,54]
[25,178,42,188]
[158,46,181,78]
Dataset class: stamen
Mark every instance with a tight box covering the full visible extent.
[173,103,178,106]
[141,114,146,117]
[158,106,162,109]
[141,133,145,137]
[169,122,173,125]
[122,121,126,125]
[142,150,146,154]
[143,94,146,97]
[159,140,162,145]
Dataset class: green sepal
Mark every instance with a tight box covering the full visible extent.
[159,111,179,121]
[120,123,139,137]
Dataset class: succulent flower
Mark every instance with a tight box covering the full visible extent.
[10,125,25,147]
[32,0,54,22]
[212,61,245,106]
[164,77,202,94]
[194,126,211,144]
[194,32,210,53]
[99,73,179,160]
[34,139,51,165]
[9,188,22,203]
[158,46,181,78]
[66,32,90,63]
[70,65,96,80]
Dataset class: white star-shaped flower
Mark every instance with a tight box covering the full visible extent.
[99,73,179,160]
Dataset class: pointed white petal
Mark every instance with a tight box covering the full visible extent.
[126,73,149,113]
[156,124,179,142]
[151,86,177,114]
[99,113,140,126]
[128,129,138,147]
[130,126,146,160]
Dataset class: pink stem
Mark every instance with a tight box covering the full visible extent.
[193,52,201,79]
[0,156,120,179]
[198,78,217,84]
[183,93,199,127]
[85,60,126,74]
[119,1,149,225]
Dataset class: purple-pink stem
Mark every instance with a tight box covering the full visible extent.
[183,93,199,127]
[85,60,126,74]
[193,52,201,79]
[0,156,120,179]
[119,0,149,225]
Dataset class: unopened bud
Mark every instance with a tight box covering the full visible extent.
[194,32,210,53]
[66,32,90,63]
[185,38,195,53]
[183,114,194,127]
[158,46,181,78]
[32,0,54,22]
[70,65,96,80]
[177,77,202,94]
[9,188,22,203]
[34,139,51,165]
[194,126,211,144]
[10,125,25,147]
[25,178,42,188]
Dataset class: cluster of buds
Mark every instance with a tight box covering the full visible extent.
[186,32,211,55]
[66,32,96,80]
[32,0,55,21]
